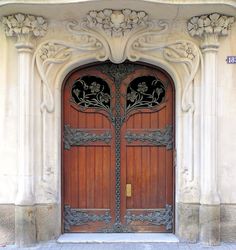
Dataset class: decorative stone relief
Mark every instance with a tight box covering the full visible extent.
[1,13,47,43]
[1,13,49,206]
[188,13,234,37]
[85,9,148,37]
[187,13,235,208]
[32,9,203,201]
[188,13,235,50]
[66,8,169,63]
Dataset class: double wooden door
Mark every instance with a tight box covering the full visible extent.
[62,62,174,233]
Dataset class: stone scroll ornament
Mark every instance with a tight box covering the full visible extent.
[66,8,169,63]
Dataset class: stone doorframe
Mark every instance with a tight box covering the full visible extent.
[1,9,235,247]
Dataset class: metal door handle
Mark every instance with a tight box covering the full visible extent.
[126,184,132,197]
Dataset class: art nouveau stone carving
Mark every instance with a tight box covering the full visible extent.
[1,13,47,43]
[188,13,234,37]
[187,12,235,245]
[66,9,169,63]
[1,13,48,205]
[85,9,148,37]
[1,12,48,247]
[32,9,202,200]
[188,12,235,204]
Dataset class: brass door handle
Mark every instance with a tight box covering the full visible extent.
[126,184,132,197]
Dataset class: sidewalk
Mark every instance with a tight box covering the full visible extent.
[2,242,236,250]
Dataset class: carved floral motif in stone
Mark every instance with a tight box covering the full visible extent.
[1,13,47,38]
[30,9,203,196]
[187,13,234,37]
[86,9,148,37]
[67,8,169,63]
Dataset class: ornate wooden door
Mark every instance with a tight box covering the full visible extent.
[62,62,174,233]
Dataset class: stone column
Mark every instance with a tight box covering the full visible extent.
[188,13,234,245]
[1,13,47,247]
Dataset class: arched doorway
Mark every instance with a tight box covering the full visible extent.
[62,61,175,233]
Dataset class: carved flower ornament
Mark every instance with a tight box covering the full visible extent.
[175,43,197,60]
[188,13,234,37]
[86,9,148,36]
[39,43,57,60]
[1,13,47,37]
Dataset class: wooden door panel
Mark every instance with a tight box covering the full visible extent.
[63,68,115,232]
[126,146,169,209]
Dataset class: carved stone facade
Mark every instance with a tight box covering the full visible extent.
[0,0,235,247]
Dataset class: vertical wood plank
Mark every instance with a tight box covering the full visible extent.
[150,147,158,208]
[126,147,134,209]
[158,108,166,207]
[102,146,110,208]
[86,146,95,208]
[133,147,142,208]
[78,147,87,208]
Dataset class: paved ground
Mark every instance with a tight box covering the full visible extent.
[2,242,236,250]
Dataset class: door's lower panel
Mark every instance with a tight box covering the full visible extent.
[64,205,173,233]
[64,205,113,232]
[125,205,173,232]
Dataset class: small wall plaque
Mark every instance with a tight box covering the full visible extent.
[226,56,236,64]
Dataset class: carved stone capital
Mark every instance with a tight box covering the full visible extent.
[187,13,235,51]
[1,13,47,48]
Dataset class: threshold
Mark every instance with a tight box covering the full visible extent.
[57,233,179,243]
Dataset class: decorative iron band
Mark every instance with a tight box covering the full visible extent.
[125,125,173,150]
[99,223,130,233]
[64,205,112,232]
[125,204,173,231]
[64,124,112,149]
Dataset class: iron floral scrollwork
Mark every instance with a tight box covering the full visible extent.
[125,125,173,150]
[100,223,130,233]
[64,205,112,232]
[64,124,112,150]
[71,75,112,115]
[125,205,173,231]
[96,62,138,229]
[126,76,166,114]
